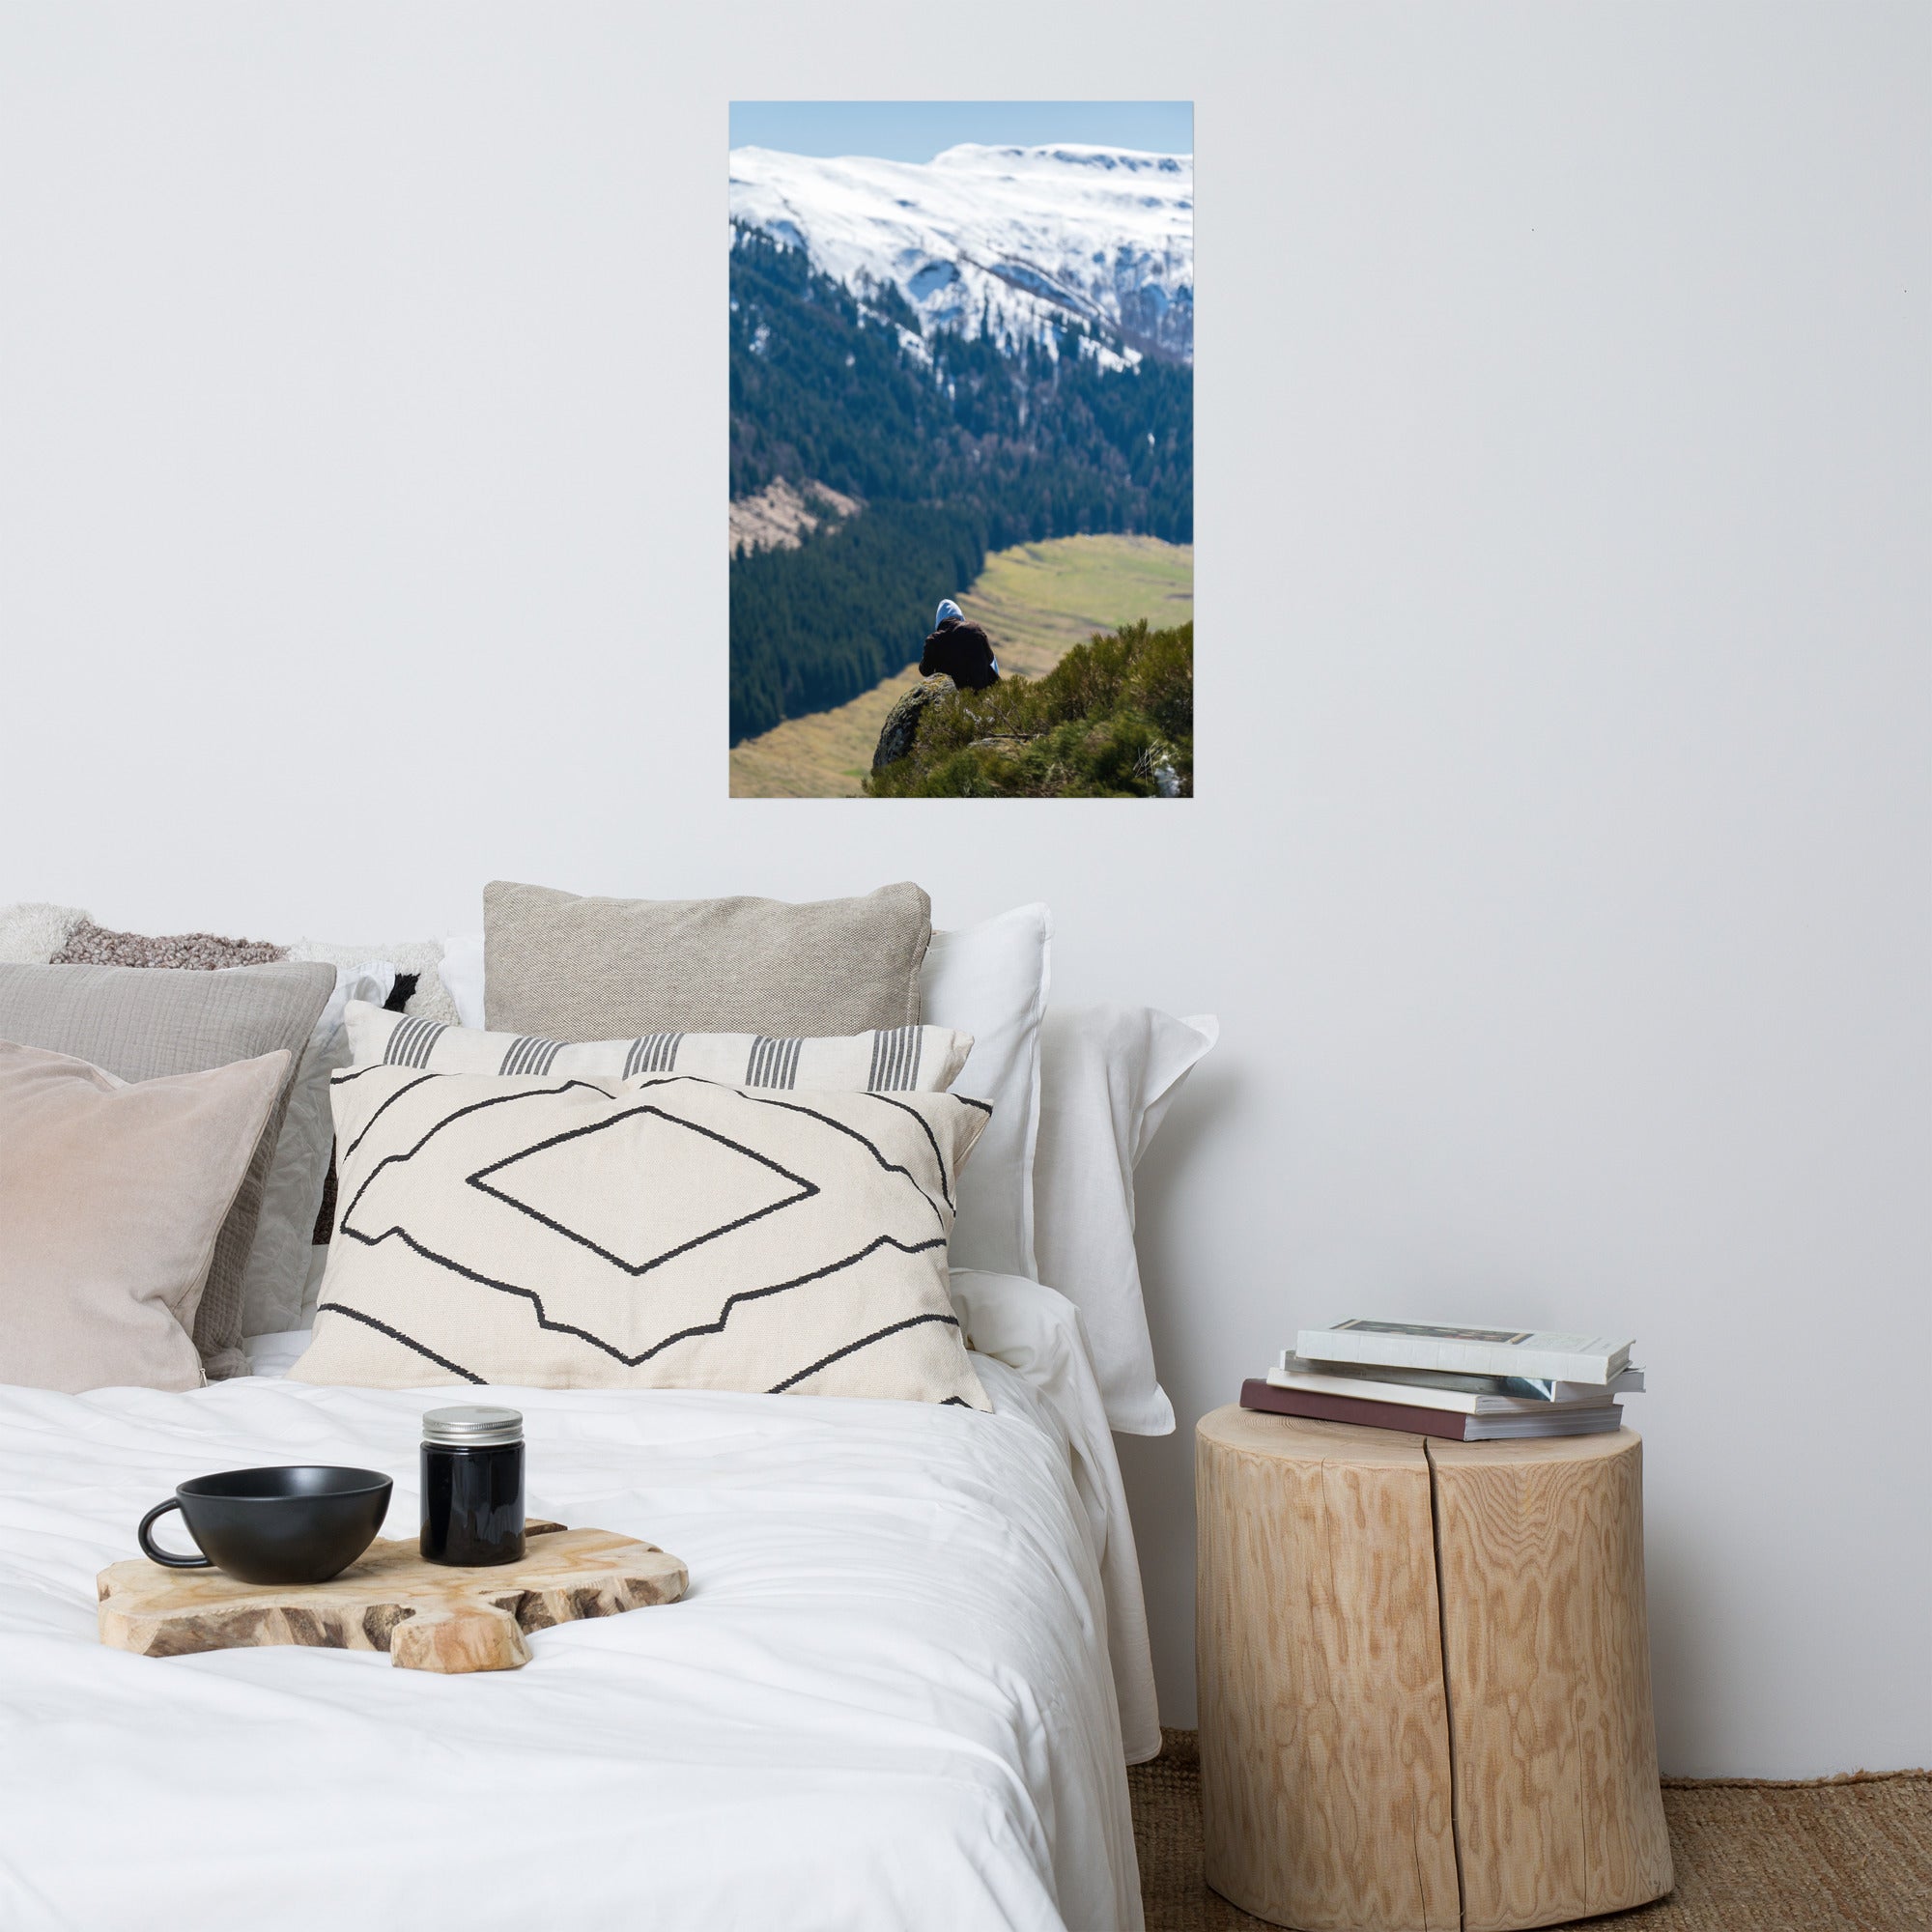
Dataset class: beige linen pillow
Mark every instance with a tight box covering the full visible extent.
[0,1041,291,1393]
[483,881,931,1039]
[289,1065,990,1406]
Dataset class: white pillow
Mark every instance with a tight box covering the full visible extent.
[238,962,395,1338]
[1032,1005,1217,1435]
[439,929,486,1029]
[0,901,88,962]
[920,905,1052,1281]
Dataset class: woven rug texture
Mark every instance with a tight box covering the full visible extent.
[1127,1729,1932,1932]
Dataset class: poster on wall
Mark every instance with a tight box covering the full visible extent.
[728,101,1193,798]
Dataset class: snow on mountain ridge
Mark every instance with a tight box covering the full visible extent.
[926,141,1190,179]
[728,143,1193,365]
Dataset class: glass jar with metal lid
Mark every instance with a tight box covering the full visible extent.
[419,1406,525,1567]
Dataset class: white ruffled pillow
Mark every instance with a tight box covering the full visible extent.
[1032,1005,1216,1435]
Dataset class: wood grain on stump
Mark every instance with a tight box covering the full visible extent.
[1195,1407,1671,1932]
[1430,1433,1673,1930]
[98,1525,687,1673]
[1195,1406,1461,1932]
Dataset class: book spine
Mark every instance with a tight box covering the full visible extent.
[1281,1352,1644,1403]
[1464,1404,1622,1441]
[1239,1379,1472,1441]
[1266,1368,1480,1414]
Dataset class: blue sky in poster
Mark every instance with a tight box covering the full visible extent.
[727,101,1192,163]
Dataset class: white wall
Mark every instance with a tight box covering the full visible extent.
[1,3,1925,1776]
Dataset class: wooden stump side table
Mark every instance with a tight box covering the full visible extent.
[1195,1406,1672,1932]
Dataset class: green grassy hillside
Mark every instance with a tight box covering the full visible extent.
[958,535,1194,680]
[867,620,1192,798]
[728,533,1192,798]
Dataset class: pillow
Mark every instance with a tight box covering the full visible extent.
[239,963,396,1338]
[0,959,335,1378]
[0,901,288,971]
[0,902,89,963]
[0,908,397,1344]
[451,896,1048,1278]
[483,881,931,1038]
[920,905,1052,1280]
[287,936,461,1025]
[0,1041,290,1392]
[345,1000,973,1092]
[438,930,486,1029]
[1032,1005,1217,1435]
[288,1067,990,1406]
[51,919,285,969]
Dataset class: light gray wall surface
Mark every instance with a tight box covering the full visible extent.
[1,4,1924,1776]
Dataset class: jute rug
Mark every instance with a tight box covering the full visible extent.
[1128,1730,1931,1932]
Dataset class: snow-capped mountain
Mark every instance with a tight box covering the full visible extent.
[729,143,1193,365]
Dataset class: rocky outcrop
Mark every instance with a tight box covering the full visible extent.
[728,477,863,556]
[871,675,955,772]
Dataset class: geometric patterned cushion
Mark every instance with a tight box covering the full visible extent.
[286,1066,991,1406]
[343,1001,975,1094]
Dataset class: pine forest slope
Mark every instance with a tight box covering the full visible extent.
[728,223,1191,535]
[729,533,1192,798]
[728,213,1191,745]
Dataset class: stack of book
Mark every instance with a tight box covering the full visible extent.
[1240,1320,1643,1441]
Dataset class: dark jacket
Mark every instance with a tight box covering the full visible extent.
[921,617,1001,691]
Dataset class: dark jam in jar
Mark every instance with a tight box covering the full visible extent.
[420,1406,526,1567]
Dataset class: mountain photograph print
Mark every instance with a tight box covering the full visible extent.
[728,101,1193,798]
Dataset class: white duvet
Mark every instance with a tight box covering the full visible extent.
[0,1272,1151,1932]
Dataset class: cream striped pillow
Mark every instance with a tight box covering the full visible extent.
[343,1002,972,1094]
[288,1065,992,1406]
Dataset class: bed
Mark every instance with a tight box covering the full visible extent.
[0,1269,1154,1932]
[0,897,1205,1931]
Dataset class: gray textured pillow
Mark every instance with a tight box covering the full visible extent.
[0,960,334,1378]
[484,881,931,1039]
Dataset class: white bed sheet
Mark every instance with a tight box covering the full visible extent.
[0,1291,1149,1932]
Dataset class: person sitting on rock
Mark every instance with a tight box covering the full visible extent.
[921,599,1001,690]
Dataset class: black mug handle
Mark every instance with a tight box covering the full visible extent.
[138,1497,212,1569]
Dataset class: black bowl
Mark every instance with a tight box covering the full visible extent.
[139,1466,392,1585]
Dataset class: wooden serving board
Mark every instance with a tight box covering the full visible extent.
[97,1523,688,1673]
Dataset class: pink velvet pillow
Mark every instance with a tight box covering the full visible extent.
[0,1040,290,1392]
